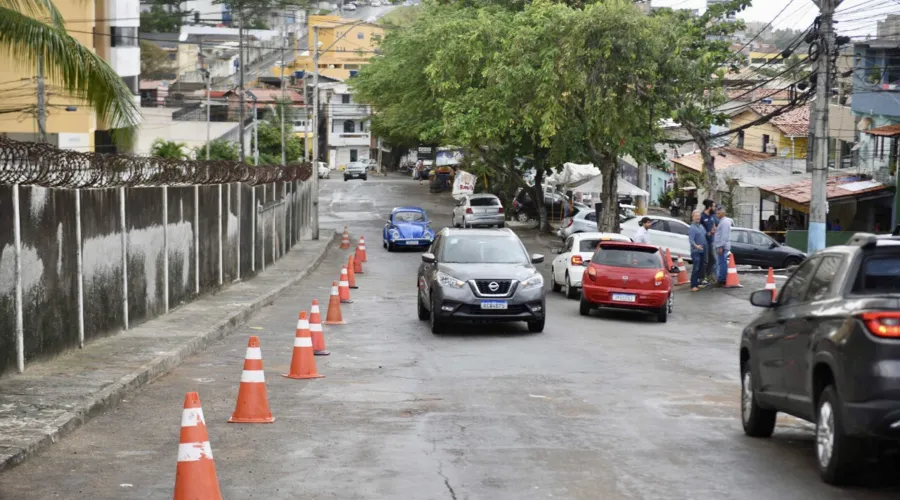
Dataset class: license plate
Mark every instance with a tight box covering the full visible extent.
[402,241,418,245]
[611,293,636,303]
[480,300,508,310]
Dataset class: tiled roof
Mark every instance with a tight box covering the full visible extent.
[748,103,810,137]
[725,87,791,102]
[244,89,304,103]
[759,175,887,205]
[671,146,774,173]
[865,123,900,137]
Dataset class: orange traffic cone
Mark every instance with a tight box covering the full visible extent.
[339,266,353,303]
[356,236,368,263]
[765,267,777,300]
[675,256,689,286]
[282,311,324,379]
[353,250,364,274]
[724,253,742,288]
[664,248,674,273]
[309,299,329,356]
[340,227,350,249]
[323,281,345,325]
[228,336,275,423]
[347,255,358,289]
[174,392,222,500]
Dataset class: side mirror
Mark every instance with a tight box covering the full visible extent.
[669,265,679,274]
[749,289,775,308]
[421,253,436,264]
[531,253,545,264]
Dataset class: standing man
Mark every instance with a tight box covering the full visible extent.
[700,199,718,284]
[633,217,652,244]
[714,207,733,286]
[689,210,707,292]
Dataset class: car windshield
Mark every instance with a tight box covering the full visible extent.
[470,197,500,206]
[393,211,425,223]
[440,234,528,264]
[592,246,661,269]
[853,252,900,294]
[347,162,365,169]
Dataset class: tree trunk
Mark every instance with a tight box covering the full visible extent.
[532,169,550,233]
[599,157,620,233]
[686,125,719,204]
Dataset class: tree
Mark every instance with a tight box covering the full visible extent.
[140,40,175,80]
[150,138,189,159]
[0,0,139,136]
[194,138,240,161]
[140,4,184,33]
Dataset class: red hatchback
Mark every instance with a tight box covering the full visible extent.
[579,241,674,322]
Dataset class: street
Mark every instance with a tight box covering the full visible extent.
[1,176,898,499]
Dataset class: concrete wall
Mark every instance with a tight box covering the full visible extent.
[0,179,317,375]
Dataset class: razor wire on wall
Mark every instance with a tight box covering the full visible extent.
[0,137,312,188]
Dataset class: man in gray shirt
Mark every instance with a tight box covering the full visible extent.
[714,207,733,285]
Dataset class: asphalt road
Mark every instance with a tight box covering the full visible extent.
[1,175,897,499]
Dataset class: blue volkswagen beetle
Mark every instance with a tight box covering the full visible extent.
[383,207,434,251]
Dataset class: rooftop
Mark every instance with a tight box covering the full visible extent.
[759,174,887,205]
[670,146,773,173]
[747,103,810,137]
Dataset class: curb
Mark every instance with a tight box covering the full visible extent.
[0,231,338,472]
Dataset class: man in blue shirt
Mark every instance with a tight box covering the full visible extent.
[699,200,718,283]
[714,207,733,285]
[688,210,707,292]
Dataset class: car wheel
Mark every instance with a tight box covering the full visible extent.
[816,385,864,485]
[343,176,349,182]
[565,273,579,300]
[429,295,445,334]
[417,293,429,321]
[462,217,468,228]
[656,304,668,323]
[362,175,367,181]
[383,240,387,249]
[740,362,777,438]
[550,267,562,293]
[497,222,505,228]
[527,318,545,333]
[516,212,530,223]
[783,256,802,269]
[579,294,592,316]
[387,242,394,252]
[667,292,674,314]
[452,214,458,228]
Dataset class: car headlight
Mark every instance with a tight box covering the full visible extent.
[436,271,465,288]
[389,229,400,239]
[423,230,434,239]
[520,273,544,290]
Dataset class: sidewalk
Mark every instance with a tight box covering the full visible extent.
[0,231,337,471]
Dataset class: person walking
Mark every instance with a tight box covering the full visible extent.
[714,207,733,286]
[700,200,718,284]
[633,217,652,244]
[689,210,707,292]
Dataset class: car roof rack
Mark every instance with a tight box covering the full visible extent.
[847,232,878,248]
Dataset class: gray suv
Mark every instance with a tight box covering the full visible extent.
[416,228,546,334]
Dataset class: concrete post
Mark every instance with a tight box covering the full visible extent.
[251,186,256,272]
[217,184,223,285]
[75,189,84,348]
[194,185,200,294]
[162,186,169,313]
[236,183,241,280]
[120,187,129,330]
[12,184,24,373]
[261,184,266,271]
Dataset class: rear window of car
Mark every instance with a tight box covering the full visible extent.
[579,239,601,252]
[592,246,662,269]
[470,197,500,206]
[853,252,900,294]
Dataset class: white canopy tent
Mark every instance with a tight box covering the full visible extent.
[570,174,649,197]
[544,162,649,198]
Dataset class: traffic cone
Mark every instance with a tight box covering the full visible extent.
[174,392,222,500]
[339,265,353,303]
[664,248,674,273]
[347,255,358,289]
[724,253,742,288]
[228,336,275,423]
[675,256,689,286]
[765,267,777,300]
[340,227,350,249]
[353,250,364,274]
[309,299,330,356]
[356,236,368,262]
[323,281,346,325]
[282,311,324,379]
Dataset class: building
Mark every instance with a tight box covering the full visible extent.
[288,16,384,81]
[318,83,371,168]
[851,38,900,181]
[0,0,141,152]
[729,103,810,159]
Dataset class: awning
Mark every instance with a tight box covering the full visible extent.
[758,175,889,212]
[864,123,900,137]
[569,174,649,197]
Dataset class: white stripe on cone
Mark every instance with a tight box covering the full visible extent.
[728,268,737,274]
[294,337,313,348]
[360,246,366,250]
[331,286,339,295]
[245,347,262,360]
[181,407,206,427]
[178,442,213,462]
[297,320,310,330]
[765,283,776,289]
[241,370,266,383]
[339,280,349,287]
[310,323,322,332]
[311,305,320,313]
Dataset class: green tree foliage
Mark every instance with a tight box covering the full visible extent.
[140,4,184,33]
[194,138,240,161]
[140,40,174,80]
[150,138,190,159]
[250,101,305,164]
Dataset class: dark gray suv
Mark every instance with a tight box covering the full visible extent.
[416,228,546,334]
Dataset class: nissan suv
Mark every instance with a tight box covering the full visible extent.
[416,228,546,334]
[740,232,900,485]
[343,161,368,181]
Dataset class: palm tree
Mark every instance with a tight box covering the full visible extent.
[0,0,140,138]
[150,139,189,159]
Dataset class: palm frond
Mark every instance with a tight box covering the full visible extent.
[0,0,64,30]
[0,6,140,137]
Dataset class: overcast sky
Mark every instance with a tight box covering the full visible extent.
[651,0,898,37]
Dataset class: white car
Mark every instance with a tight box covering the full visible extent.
[452,193,505,228]
[550,232,631,299]
[371,0,381,6]
[344,2,357,10]
[619,215,692,263]
[317,161,331,179]
[558,207,598,240]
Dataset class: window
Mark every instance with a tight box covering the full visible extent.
[121,75,139,95]
[762,134,770,153]
[357,32,364,39]
[805,256,842,302]
[592,246,662,269]
[563,237,574,253]
[110,26,138,47]
[665,220,690,236]
[778,258,818,306]
[730,230,748,244]
[579,239,602,252]
[349,149,358,162]
[343,120,355,133]
[650,219,665,231]
[737,130,745,149]
[469,197,500,206]
[852,251,900,294]
[168,52,177,61]
[750,231,774,247]
[585,212,597,222]
[341,94,351,104]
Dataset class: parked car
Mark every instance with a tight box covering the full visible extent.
[579,240,674,322]
[510,189,574,223]
[343,161,368,181]
[730,227,806,269]
[551,232,631,299]
[344,2,357,10]
[620,215,692,263]
[371,0,381,6]
[365,158,378,171]
[416,228,546,334]
[557,204,631,241]
[452,193,505,228]
[740,232,900,485]
[317,162,331,179]
[383,207,434,251]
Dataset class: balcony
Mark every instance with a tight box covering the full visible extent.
[851,40,900,117]
[328,132,370,147]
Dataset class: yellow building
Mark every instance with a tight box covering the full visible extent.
[730,104,810,160]
[277,15,384,81]
[0,0,141,152]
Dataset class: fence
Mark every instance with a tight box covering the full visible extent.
[0,138,319,375]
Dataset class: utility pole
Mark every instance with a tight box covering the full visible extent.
[36,55,46,143]
[312,26,320,165]
[238,20,246,162]
[808,0,841,253]
[280,23,287,166]
[205,69,211,160]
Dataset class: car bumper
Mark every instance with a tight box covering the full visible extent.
[581,284,669,309]
[466,215,505,226]
[565,265,587,288]
[390,238,432,247]
[345,172,366,178]
[842,400,900,440]
[430,285,545,322]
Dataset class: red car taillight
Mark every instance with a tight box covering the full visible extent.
[654,270,664,286]
[498,206,504,214]
[571,255,583,266]
[586,265,597,281]
[859,312,900,338]
[465,207,473,214]
[566,219,573,227]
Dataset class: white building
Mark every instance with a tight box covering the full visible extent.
[319,83,372,168]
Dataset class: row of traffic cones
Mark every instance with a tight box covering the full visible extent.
[175,229,371,499]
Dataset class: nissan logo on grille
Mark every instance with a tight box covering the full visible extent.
[488,281,500,292]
